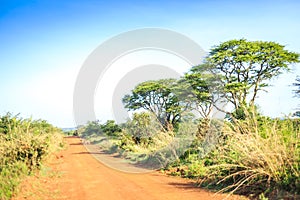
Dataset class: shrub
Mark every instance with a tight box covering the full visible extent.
[0,113,64,200]
[101,120,122,137]
[79,120,102,138]
[122,112,162,148]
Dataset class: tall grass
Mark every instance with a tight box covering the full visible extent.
[199,115,300,198]
[0,113,64,200]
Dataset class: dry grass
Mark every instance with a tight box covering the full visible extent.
[200,115,300,198]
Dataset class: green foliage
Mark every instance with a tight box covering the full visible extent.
[0,113,64,200]
[101,120,122,137]
[123,79,183,131]
[79,120,102,138]
[206,39,299,111]
[79,120,121,139]
[228,103,260,121]
[88,38,300,198]
[0,112,21,134]
[120,112,164,150]
[0,161,28,200]
[182,63,221,119]
[173,116,300,198]
[124,112,160,145]
[176,114,197,137]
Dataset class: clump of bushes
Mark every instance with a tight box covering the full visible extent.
[79,112,174,154]
[119,112,170,152]
[0,113,64,200]
[167,114,300,199]
[78,112,179,168]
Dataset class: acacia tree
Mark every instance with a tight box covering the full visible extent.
[175,63,223,138]
[182,63,222,119]
[205,39,299,117]
[122,79,182,131]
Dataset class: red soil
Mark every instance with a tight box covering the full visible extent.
[13,136,244,200]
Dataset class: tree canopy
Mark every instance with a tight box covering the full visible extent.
[122,79,182,130]
[123,39,299,126]
[205,39,299,114]
[182,63,223,119]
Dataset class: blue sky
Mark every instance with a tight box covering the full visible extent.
[0,0,299,127]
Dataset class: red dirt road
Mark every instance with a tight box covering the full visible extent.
[14,137,244,200]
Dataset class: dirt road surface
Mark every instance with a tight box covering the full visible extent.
[13,136,244,200]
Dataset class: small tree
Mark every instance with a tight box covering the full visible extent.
[123,79,183,131]
[182,63,222,119]
[177,64,222,138]
[124,112,161,145]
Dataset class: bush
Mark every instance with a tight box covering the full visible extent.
[78,120,122,139]
[176,117,197,137]
[0,113,64,200]
[121,112,162,148]
[79,120,102,138]
[101,120,122,137]
[166,112,299,198]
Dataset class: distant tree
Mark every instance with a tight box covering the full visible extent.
[80,120,102,137]
[293,76,300,97]
[205,39,299,118]
[73,130,78,136]
[122,79,183,131]
[101,120,122,136]
[292,111,300,118]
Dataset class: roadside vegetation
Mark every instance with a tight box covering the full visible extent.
[78,39,300,199]
[0,113,64,200]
